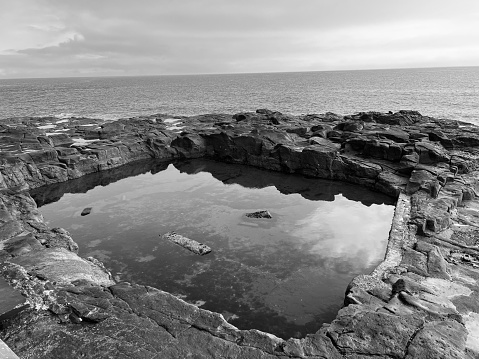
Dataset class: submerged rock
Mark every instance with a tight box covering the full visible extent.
[245,210,273,219]
[80,207,92,216]
[160,231,211,255]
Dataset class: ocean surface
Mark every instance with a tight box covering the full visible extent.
[1,66,478,124]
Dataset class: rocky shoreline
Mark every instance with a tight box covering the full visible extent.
[1,109,479,358]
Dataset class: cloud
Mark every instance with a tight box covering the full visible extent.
[292,197,394,271]
[75,54,106,60]
[0,0,81,54]
[1,0,478,78]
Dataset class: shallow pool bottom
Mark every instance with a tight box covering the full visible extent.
[34,159,395,339]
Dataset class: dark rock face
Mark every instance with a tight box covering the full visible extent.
[1,110,479,358]
[245,210,273,219]
[80,207,92,216]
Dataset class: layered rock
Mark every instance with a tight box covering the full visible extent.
[1,110,479,358]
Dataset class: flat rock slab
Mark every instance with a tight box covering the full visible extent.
[10,247,114,287]
[0,277,27,321]
[161,231,211,255]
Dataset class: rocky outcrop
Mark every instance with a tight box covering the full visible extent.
[1,110,479,358]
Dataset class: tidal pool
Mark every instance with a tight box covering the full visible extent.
[33,159,395,339]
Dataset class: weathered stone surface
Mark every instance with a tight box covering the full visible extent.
[2,109,479,358]
[405,321,467,359]
[406,169,436,195]
[10,248,114,286]
[326,305,424,357]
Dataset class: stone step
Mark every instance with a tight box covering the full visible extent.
[0,339,20,359]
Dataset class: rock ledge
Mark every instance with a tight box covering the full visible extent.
[1,110,479,358]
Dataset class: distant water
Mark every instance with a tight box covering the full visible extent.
[1,66,478,124]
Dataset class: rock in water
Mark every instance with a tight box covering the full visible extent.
[81,207,92,216]
[245,210,272,219]
[160,232,211,255]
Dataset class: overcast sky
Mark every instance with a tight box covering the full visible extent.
[1,0,478,78]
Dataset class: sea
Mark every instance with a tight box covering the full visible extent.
[1,66,478,125]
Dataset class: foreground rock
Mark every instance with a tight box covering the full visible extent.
[161,231,212,255]
[0,109,479,357]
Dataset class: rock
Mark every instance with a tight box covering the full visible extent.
[400,152,420,174]
[400,248,429,277]
[415,141,450,164]
[302,112,343,122]
[80,207,92,216]
[2,110,479,358]
[428,129,453,149]
[326,305,424,358]
[405,320,467,358]
[47,133,73,147]
[36,227,78,253]
[171,133,206,158]
[332,154,382,182]
[310,123,333,133]
[55,147,78,156]
[1,232,43,257]
[344,136,367,152]
[375,172,408,197]
[406,169,436,195]
[376,129,410,143]
[245,210,272,219]
[334,121,364,132]
[256,108,281,117]
[285,126,308,136]
[160,231,212,255]
[10,247,114,286]
[232,112,258,122]
[454,133,479,147]
[363,139,402,161]
[375,110,424,126]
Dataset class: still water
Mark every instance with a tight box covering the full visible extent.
[34,159,395,339]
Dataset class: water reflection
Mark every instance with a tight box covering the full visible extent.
[295,202,394,270]
[33,159,394,339]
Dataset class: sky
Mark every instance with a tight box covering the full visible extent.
[0,0,478,79]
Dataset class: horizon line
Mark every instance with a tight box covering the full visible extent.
[1,64,478,81]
